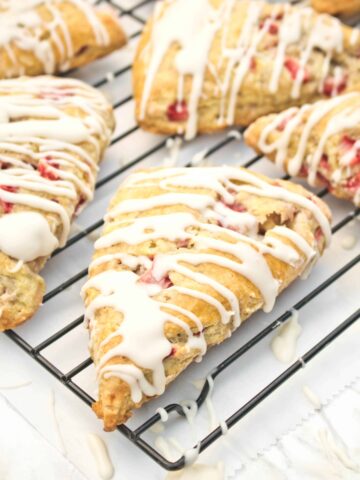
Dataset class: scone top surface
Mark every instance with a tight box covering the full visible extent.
[245,92,360,207]
[83,166,331,430]
[133,0,360,140]
[0,75,115,331]
[0,0,126,79]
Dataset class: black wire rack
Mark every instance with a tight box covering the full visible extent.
[3,0,360,472]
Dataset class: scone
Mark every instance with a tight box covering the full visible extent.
[244,92,360,207]
[0,0,127,79]
[311,0,360,16]
[0,76,115,331]
[133,0,360,140]
[82,166,331,430]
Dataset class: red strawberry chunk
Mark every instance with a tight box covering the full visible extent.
[226,201,247,213]
[165,346,177,359]
[341,135,356,151]
[0,185,18,213]
[346,172,360,190]
[260,20,278,34]
[319,154,330,171]
[250,57,257,71]
[167,100,189,122]
[284,58,310,83]
[315,227,324,243]
[277,112,296,132]
[140,269,173,289]
[340,136,360,166]
[176,239,190,248]
[299,164,309,177]
[323,75,348,97]
[38,159,59,181]
[350,153,360,167]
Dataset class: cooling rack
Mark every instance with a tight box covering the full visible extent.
[4,0,360,472]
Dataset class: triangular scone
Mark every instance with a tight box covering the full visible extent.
[244,93,360,207]
[133,0,360,140]
[0,0,127,79]
[0,76,115,331]
[311,0,360,16]
[82,166,331,431]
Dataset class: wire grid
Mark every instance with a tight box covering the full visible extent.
[3,0,360,471]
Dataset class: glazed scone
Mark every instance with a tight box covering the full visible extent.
[311,0,360,16]
[133,0,360,140]
[244,93,360,207]
[0,0,127,79]
[0,76,115,331]
[82,166,332,431]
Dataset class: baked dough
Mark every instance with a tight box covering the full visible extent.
[0,76,115,331]
[311,0,360,16]
[133,0,360,140]
[244,92,360,207]
[0,0,127,79]
[82,166,331,430]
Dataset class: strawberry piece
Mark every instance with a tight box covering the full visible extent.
[38,159,59,181]
[250,57,257,71]
[277,112,296,132]
[341,135,356,151]
[167,100,189,122]
[74,195,86,216]
[38,91,74,101]
[176,239,190,248]
[259,20,278,34]
[284,58,310,83]
[346,172,360,190]
[323,75,348,97]
[315,227,324,243]
[299,164,309,177]
[0,185,18,213]
[350,153,360,167]
[140,269,173,289]
[340,136,360,166]
[165,346,177,359]
[226,201,247,213]
[319,154,330,171]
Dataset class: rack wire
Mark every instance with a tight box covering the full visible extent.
[3,0,360,472]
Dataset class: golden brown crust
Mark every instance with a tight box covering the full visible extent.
[311,0,360,15]
[83,167,331,430]
[133,0,360,139]
[0,76,115,331]
[244,94,360,207]
[0,1,127,79]
[0,253,45,331]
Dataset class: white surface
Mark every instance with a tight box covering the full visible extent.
[1,1,360,479]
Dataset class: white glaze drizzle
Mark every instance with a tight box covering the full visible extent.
[87,433,114,480]
[271,309,302,363]
[140,0,346,139]
[256,93,360,190]
[0,212,58,262]
[303,385,322,410]
[84,167,329,406]
[0,76,112,255]
[0,0,111,76]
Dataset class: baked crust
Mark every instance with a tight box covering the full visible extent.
[0,0,127,79]
[133,0,360,140]
[0,76,115,331]
[311,0,360,16]
[244,92,360,207]
[82,166,331,430]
